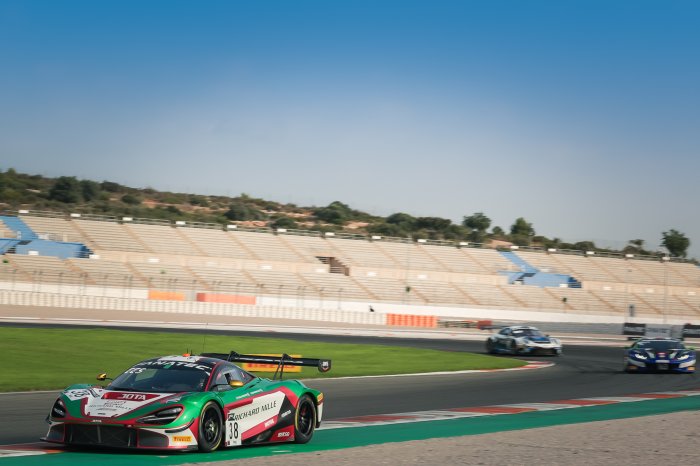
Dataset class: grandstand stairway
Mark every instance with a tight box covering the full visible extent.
[0,216,38,240]
[499,251,581,288]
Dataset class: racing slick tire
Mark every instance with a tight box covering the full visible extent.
[485,339,496,354]
[509,340,520,355]
[293,394,317,444]
[198,402,224,452]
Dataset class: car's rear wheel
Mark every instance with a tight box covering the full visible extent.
[293,395,317,444]
[198,402,223,452]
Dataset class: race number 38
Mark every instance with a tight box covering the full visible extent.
[225,414,241,447]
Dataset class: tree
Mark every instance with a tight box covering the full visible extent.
[367,222,408,238]
[510,217,535,237]
[386,212,416,230]
[313,201,352,225]
[48,176,81,203]
[415,217,452,232]
[623,239,649,256]
[80,180,101,201]
[463,212,490,243]
[509,217,535,246]
[491,226,506,240]
[573,241,596,252]
[121,194,141,205]
[662,229,690,258]
[463,212,491,232]
[271,216,298,229]
[224,201,266,221]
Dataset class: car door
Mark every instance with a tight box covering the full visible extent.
[495,328,511,349]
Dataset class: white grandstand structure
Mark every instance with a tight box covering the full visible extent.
[1,211,699,325]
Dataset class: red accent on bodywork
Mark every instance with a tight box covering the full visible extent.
[269,425,295,443]
[242,415,278,441]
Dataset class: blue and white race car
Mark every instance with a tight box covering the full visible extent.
[485,326,562,356]
[624,338,696,373]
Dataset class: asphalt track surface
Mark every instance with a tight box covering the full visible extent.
[1,324,698,447]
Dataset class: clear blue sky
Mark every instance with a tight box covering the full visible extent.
[1,1,699,257]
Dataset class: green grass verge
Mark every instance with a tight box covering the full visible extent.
[0,327,525,392]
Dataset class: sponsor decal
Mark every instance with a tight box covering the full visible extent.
[276,431,291,438]
[281,410,292,418]
[225,391,286,447]
[64,388,103,401]
[173,436,192,442]
[134,360,211,373]
[682,324,700,339]
[241,354,303,373]
[82,391,172,418]
[645,325,671,338]
[622,322,646,336]
[102,392,160,402]
[230,398,278,421]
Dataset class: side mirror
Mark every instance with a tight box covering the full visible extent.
[229,380,244,388]
[97,373,108,381]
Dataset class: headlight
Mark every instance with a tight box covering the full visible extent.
[677,353,692,361]
[51,399,66,418]
[630,351,648,360]
[137,406,183,425]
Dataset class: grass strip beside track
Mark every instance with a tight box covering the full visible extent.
[0,327,523,392]
[2,395,700,465]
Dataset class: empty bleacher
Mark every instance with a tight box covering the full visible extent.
[125,222,204,256]
[1,212,699,319]
[229,230,311,263]
[178,226,254,260]
[20,215,87,243]
[74,219,150,253]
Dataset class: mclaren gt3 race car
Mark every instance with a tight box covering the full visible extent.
[486,325,562,356]
[43,351,331,452]
[624,338,696,373]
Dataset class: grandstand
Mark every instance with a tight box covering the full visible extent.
[1,211,699,322]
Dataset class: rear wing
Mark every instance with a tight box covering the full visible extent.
[201,351,331,380]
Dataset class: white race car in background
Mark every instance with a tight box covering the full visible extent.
[486,326,563,356]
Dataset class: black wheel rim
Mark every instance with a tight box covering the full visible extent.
[297,400,314,436]
[202,408,220,445]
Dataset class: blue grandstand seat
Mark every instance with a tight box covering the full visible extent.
[0,216,38,240]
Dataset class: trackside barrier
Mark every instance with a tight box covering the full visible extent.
[196,293,256,305]
[0,291,388,326]
[148,290,186,301]
[387,313,438,328]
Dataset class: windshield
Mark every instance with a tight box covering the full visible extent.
[512,328,544,337]
[635,340,686,352]
[109,359,214,393]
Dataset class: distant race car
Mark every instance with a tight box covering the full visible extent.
[43,351,331,452]
[486,325,563,356]
[624,338,696,373]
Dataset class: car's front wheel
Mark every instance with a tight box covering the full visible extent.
[198,402,223,452]
[486,339,496,354]
[293,395,317,444]
[509,340,520,355]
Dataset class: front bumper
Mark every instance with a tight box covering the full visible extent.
[43,421,199,450]
[625,357,696,373]
[520,344,562,355]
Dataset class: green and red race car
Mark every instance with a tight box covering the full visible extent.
[43,351,331,452]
